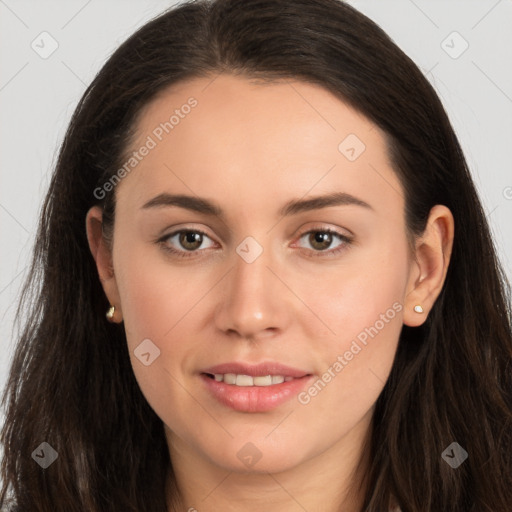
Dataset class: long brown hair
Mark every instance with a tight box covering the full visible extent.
[1,1,511,510]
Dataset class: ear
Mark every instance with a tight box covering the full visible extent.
[403,204,454,327]
[85,206,123,323]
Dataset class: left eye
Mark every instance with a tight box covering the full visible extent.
[296,229,351,254]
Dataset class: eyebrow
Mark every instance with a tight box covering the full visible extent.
[141,191,373,217]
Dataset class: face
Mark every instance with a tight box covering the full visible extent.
[93,74,417,474]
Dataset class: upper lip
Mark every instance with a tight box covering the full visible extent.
[201,362,311,378]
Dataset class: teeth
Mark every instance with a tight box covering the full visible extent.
[224,373,236,384]
[212,373,294,386]
[236,375,254,386]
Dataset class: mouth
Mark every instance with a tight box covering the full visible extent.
[202,372,305,386]
[199,362,314,412]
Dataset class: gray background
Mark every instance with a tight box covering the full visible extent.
[1,0,511,433]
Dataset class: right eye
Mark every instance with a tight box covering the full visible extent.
[158,229,217,258]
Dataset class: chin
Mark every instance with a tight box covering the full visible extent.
[204,437,309,475]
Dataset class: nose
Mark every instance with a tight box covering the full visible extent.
[214,241,292,341]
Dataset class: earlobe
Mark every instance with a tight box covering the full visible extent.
[403,205,454,327]
[85,206,123,322]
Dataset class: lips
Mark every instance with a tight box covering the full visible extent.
[200,361,314,412]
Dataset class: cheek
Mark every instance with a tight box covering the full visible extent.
[304,239,408,341]
[114,243,209,344]
[114,252,209,415]
[294,244,407,409]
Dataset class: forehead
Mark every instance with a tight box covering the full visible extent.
[115,73,404,219]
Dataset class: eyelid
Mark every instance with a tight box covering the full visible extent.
[294,223,353,240]
[158,222,352,242]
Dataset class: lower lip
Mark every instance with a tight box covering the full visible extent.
[200,374,313,413]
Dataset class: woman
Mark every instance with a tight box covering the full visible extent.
[1,0,511,510]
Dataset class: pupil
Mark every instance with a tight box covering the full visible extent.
[182,232,201,250]
[312,232,331,250]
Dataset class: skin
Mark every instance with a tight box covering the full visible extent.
[86,74,454,512]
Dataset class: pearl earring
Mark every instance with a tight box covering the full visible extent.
[414,305,424,314]
[106,305,116,322]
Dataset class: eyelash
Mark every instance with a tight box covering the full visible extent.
[157,226,353,259]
